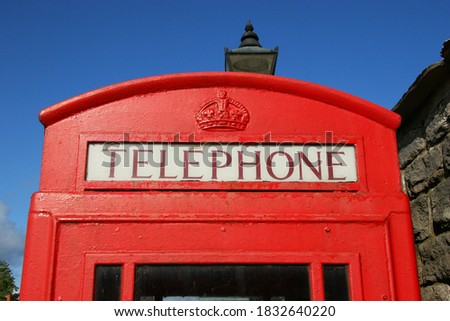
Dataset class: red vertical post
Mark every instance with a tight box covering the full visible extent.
[21,198,57,300]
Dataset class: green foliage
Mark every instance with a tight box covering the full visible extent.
[0,260,18,300]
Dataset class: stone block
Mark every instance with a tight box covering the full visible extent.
[410,194,432,242]
[425,100,450,145]
[421,283,450,300]
[400,172,408,194]
[415,248,424,285]
[430,177,450,233]
[398,127,423,151]
[404,145,443,196]
[444,135,450,172]
[418,232,450,284]
[398,137,426,169]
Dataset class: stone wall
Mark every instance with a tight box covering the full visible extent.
[395,51,450,300]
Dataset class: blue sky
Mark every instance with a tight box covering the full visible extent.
[0,0,449,287]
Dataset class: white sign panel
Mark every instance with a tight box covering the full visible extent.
[86,143,357,183]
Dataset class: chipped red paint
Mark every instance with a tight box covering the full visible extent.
[21,72,419,300]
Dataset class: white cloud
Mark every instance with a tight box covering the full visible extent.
[0,201,25,287]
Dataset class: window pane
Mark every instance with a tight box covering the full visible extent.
[94,265,122,301]
[323,264,350,301]
[134,264,310,301]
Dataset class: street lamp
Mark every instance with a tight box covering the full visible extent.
[225,21,278,75]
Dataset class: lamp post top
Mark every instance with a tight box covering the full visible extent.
[224,21,279,75]
[239,21,262,48]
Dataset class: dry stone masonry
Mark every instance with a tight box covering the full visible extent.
[394,39,450,300]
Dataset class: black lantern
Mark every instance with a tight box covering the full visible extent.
[225,21,278,75]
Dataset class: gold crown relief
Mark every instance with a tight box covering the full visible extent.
[196,90,250,131]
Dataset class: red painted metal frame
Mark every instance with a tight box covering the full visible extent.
[22,191,418,301]
[21,72,420,301]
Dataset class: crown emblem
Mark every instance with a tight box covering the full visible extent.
[196,90,250,131]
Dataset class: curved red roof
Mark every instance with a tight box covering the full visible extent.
[39,72,400,129]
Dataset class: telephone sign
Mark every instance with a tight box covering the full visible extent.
[86,142,357,183]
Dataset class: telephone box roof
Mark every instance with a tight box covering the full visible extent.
[39,72,400,129]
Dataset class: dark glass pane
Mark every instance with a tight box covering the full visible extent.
[323,265,349,301]
[94,265,122,301]
[134,264,310,301]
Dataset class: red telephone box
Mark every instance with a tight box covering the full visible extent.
[21,72,420,300]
